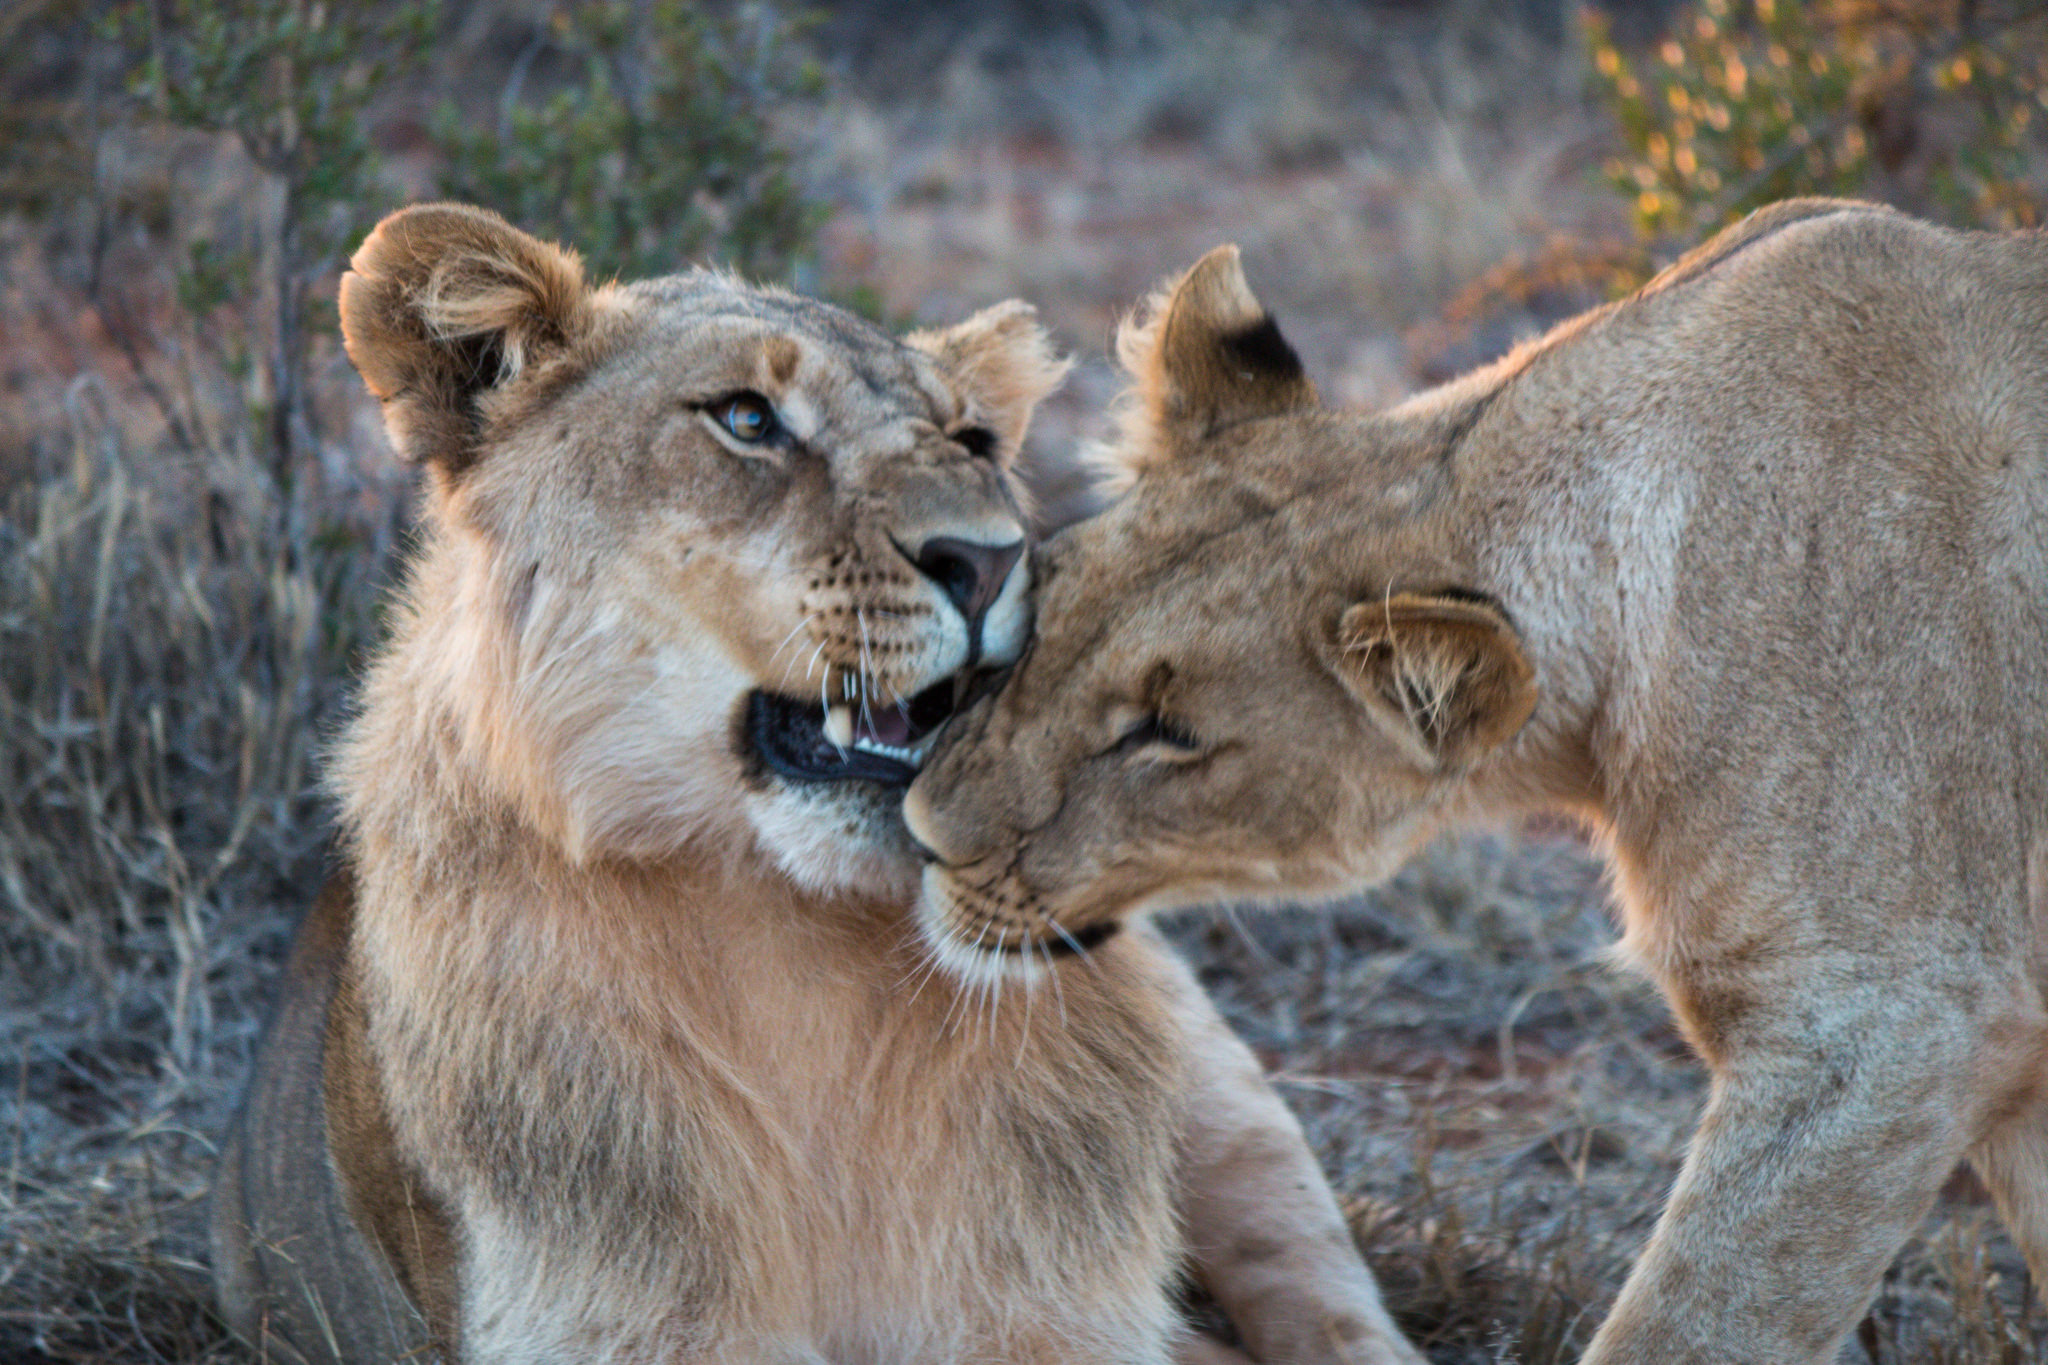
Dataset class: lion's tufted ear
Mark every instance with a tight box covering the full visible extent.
[906,300,1071,465]
[1335,591,1537,774]
[340,203,603,476]
[1105,245,1318,483]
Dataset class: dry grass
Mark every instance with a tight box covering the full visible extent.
[804,0,1625,518]
[1162,832,1678,1363]
[2,3,2044,1361]
[0,374,399,1360]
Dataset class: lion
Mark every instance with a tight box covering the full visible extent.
[904,198,2048,1364]
[206,203,1425,1365]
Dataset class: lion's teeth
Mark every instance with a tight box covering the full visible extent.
[852,737,921,766]
[823,704,856,749]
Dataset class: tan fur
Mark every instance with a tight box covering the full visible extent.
[210,203,1422,1365]
[907,199,2048,1364]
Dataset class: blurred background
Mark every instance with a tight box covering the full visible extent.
[2,1,2045,1359]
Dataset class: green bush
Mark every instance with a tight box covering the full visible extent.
[5,0,825,492]
[107,0,438,481]
[433,1,826,283]
[1585,0,2048,242]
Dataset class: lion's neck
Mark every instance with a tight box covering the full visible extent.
[336,604,1185,1155]
[1286,399,1625,820]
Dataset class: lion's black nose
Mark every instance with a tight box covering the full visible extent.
[913,536,1023,633]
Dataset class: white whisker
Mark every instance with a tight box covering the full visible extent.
[1050,921,1106,979]
[1014,937,1037,1065]
[855,608,877,733]
[769,614,815,669]
[819,658,841,757]
[985,939,1004,1047]
[800,636,831,694]
[898,933,946,1011]
[953,921,995,1041]
[939,925,983,1038]
[772,613,824,691]
[1040,936,1068,1031]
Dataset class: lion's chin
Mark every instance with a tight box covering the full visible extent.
[737,673,972,901]
[912,865,1124,985]
[747,780,927,901]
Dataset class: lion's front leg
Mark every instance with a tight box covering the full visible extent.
[1583,959,2026,1365]
[1162,945,1424,1365]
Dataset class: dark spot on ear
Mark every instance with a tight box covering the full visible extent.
[1140,660,1176,706]
[1218,314,1303,382]
[1426,584,1499,609]
[430,331,508,481]
[952,426,998,460]
[1415,583,1521,633]
[1396,676,1440,738]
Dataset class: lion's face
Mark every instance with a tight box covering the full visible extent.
[341,205,1066,897]
[905,247,1537,976]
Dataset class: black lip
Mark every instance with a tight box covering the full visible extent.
[747,691,919,787]
[993,921,1121,957]
[745,680,962,790]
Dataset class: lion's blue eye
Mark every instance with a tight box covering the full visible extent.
[712,393,777,444]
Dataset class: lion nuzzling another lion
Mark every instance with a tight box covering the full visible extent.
[206,203,1424,1365]
[908,199,2048,1364]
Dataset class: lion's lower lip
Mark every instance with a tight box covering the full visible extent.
[746,681,956,788]
[991,921,1121,957]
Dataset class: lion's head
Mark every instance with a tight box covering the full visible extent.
[338,204,1066,897]
[904,246,1539,976]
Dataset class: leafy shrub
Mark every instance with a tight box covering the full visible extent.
[106,0,437,480]
[4,1,825,494]
[1585,0,2048,242]
[434,1,825,283]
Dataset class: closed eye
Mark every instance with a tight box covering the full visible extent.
[1113,713,1202,755]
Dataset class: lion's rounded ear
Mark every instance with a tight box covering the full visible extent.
[339,203,599,475]
[1336,591,1536,773]
[1107,245,1318,481]
[905,300,1072,465]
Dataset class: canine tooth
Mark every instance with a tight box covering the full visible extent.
[823,704,855,749]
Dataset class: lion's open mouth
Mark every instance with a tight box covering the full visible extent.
[747,679,959,788]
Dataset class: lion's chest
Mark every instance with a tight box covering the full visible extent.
[383,910,1192,1364]
[698,950,1191,1356]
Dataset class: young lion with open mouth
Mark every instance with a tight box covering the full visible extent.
[207,204,1423,1365]
[907,199,2048,1364]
